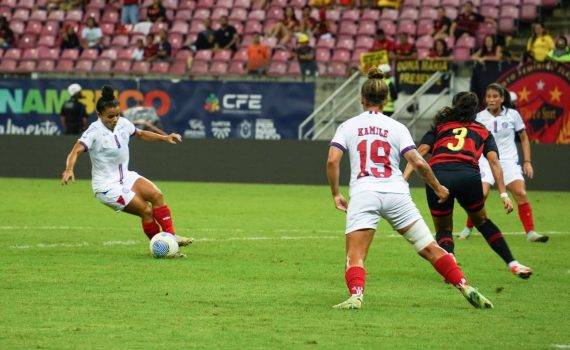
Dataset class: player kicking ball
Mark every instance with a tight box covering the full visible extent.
[326,69,493,310]
[61,85,192,247]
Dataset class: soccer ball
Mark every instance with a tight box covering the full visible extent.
[150,232,179,258]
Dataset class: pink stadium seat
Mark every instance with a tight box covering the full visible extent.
[480,5,499,19]
[234,0,251,8]
[379,20,396,36]
[402,0,420,6]
[244,20,262,34]
[101,23,115,36]
[193,8,211,20]
[400,7,419,21]
[36,59,55,72]
[0,6,11,20]
[212,7,229,20]
[362,9,380,21]
[337,36,354,51]
[501,5,520,18]
[213,49,233,62]
[209,61,228,75]
[66,9,83,22]
[520,5,537,21]
[417,19,434,36]
[101,10,119,24]
[189,20,206,34]
[194,49,213,62]
[380,8,398,21]
[232,47,248,62]
[420,7,438,20]
[55,59,75,73]
[398,20,417,35]
[196,0,214,8]
[10,20,25,35]
[416,35,434,49]
[113,59,132,73]
[1,0,17,7]
[174,9,192,21]
[331,49,350,63]
[229,20,243,33]
[47,10,65,21]
[441,0,459,6]
[477,21,496,36]
[272,49,291,62]
[227,61,246,75]
[151,61,170,74]
[499,18,515,33]
[75,59,94,72]
[17,60,36,73]
[84,10,102,23]
[24,21,42,35]
[190,60,209,75]
[462,0,480,5]
[351,48,367,65]
[456,35,475,48]
[290,0,306,7]
[169,61,188,75]
[169,33,184,50]
[132,61,150,74]
[41,21,59,36]
[98,49,117,61]
[179,0,196,10]
[417,48,430,59]
[287,61,300,76]
[325,9,341,22]
[315,48,330,62]
[445,7,458,20]
[316,37,335,50]
[86,0,106,10]
[453,47,471,61]
[423,0,440,6]
[150,21,169,34]
[171,21,189,35]
[163,0,178,10]
[22,48,39,60]
[12,8,29,21]
[39,47,59,60]
[502,0,520,4]
[0,59,17,72]
[338,21,357,36]
[18,34,37,49]
[481,0,499,4]
[4,48,22,60]
[216,0,233,9]
[267,61,287,76]
[523,0,540,4]
[247,9,265,21]
[266,7,283,20]
[541,0,558,6]
[30,9,47,21]
[341,9,360,21]
[355,36,374,49]
[329,62,347,78]
[357,21,376,36]
[116,48,133,60]
[93,59,112,73]
[80,49,99,60]
[111,35,130,47]
[60,50,79,61]
[270,0,287,6]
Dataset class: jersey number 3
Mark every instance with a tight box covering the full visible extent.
[357,140,392,178]
[447,127,467,151]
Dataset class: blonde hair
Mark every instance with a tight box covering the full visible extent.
[361,68,388,106]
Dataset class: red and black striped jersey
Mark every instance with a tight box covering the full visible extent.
[420,121,499,169]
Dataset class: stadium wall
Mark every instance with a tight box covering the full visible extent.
[1,135,569,190]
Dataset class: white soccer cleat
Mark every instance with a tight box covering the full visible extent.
[510,262,533,279]
[175,235,193,247]
[458,284,493,309]
[333,295,363,310]
[458,227,473,239]
[526,231,549,243]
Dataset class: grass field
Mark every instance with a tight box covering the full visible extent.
[0,178,568,349]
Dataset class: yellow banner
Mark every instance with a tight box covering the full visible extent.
[359,51,389,74]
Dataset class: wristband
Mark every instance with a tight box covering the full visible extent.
[523,161,531,163]
[500,192,509,199]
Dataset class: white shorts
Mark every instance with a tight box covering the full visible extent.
[479,157,524,186]
[345,191,423,234]
[94,171,142,212]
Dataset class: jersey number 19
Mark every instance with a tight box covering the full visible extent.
[357,139,392,179]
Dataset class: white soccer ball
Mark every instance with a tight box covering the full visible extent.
[149,232,179,258]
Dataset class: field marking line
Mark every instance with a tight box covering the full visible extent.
[551,345,570,349]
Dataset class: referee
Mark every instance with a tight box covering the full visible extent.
[60,83,88,135]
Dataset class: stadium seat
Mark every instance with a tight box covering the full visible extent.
[402,0,421,6]
[499,18,516,33]
[216,0,233,8]
[0,7,11,20]
[261,36,277,49]
[194,49,213,62]
[441,0,459,5]
[12,8,29,21]
[75,59,94,72]
[331,49,350,63]
[351,48,367,66]
[453,47,471,61]
[22,48,39,61]
[398,20,417,35]
[80,49,99,60]
[287,61,300,76]
[480,5,499,19]
[171,21,189,35]
[446,7,458,20]
[338,21,357,36]
[247,9,265,22]
[501,5,520,18]
[190,60,209,75]
[193,8,211,20]
[362,9,380,21]
[38,47,58,60]
[163,0,178,10]
[1,0,17,7]
[101,10,119,24]
[420,7,438,20]
[227,61,246,75]
[212,7,229,20]
[16,60,36,73]
[99,49,117,61]
[355,36,374,49]
[272,49,291,62]
[113,59,132,73]
[174,49,193,62]
[150,22,169,34]
[18,34,37,49]
[189,20,206,34]
[267,61,287,76]
[231,47,248,63]
[380,8,398,21]
[229,8,247,21]
[10,20,25,35]
[61,49,80,61]
[179,0,196,10]
[522,0,540,4]
[316,37,335,50]
[416,35,434,49]
[400,7,419,20]
[41,21,59,37]
[456,35,475,48]
[111,35,130,48]
[47,10,65,21]
[93,59,113,73]
[209,61,229,75]
[30,9,47,21]
[174,9,192,21]
[24,21,42,35]
[357,21,377,36]
[234,0,251,8]
[329,62,347,77]
[0,58,17,72]
[169,33,184,50]
[266,7,283,20]
[151,61,171,74]
[244,20,262,34]
[423,0,440,6]
[324,8,340,22]
[337,37,355,51]
[132,61,150,74]
[417,48,430,59]
[66,9,83,22]
[341,9,360,21]
[379,20,397,36]
[84,8,101,22]
[315,48,331,62]
[417,19,435,36]
[196,0,214,8]
[213,49,233,62]
[501,0,521,4]
[520,5,537,22]
[36,59,55,73]
[4,48,21,60]
[169,61,188,75]
[541,0,558,6]
[55,59,75,73]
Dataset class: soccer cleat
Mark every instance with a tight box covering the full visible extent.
[510,263,533,279]
[526,231,549,243]
[332,295,363,310]
[458,284,493,309]
[175,235,193,246]
[458,227,473,239]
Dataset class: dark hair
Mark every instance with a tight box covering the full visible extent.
[375,28,385,36]
[556,35,568,46]
[435,91,479,125]
[530,22,546,45]
[480,35,498,56]
[486,83,514,109]
[434,38,449,56]
[96,85,119,114]
[361,68,388,106]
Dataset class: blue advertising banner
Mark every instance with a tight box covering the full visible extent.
[0,78,315,139]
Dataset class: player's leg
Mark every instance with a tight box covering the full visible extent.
[425,177,455,254]
[507,179,548,243]
[461,182,491,239]
[123,194,162,239]
[461,157,495,239]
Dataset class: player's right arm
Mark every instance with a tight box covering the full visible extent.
[326,146,348,212]
[61,142,86,185]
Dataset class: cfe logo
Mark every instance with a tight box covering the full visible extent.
[204,94,220,113]
[222,94,262,111]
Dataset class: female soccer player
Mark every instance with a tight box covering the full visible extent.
[403,92,533,279]
[327,69,493,310]
[459,84,548,243]
[61,85,192,246]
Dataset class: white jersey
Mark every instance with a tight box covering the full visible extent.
[331,111,416,197]
[476,107,525,163]
[78,118,138,193]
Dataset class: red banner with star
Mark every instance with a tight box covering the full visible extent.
[497,62,570,144]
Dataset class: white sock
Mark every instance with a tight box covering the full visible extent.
[508,260,520,268]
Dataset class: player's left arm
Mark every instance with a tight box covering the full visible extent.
[403,149,449,202]
[402,143,431,181]
[135,129,182,144]
[326,146,348,212]
[518,129,533,179]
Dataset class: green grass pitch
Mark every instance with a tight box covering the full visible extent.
[0,178,568,349]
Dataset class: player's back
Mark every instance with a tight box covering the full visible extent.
[427,120,494,170]
[331,111,417,196]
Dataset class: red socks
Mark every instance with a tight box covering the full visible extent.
[345,266,366,296]
[433,254,466,287]
[142,220,161,240]
[153,205,175,234]
[518,202,534,233]
[466,217,474,229]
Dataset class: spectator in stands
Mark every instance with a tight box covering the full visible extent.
[268,7,298,47]
[215,16,239,52]
[378,0,401,8]
[0,16,15,49]
[370,29,394,53]
[299,6,317,37]
[526,23,555,62]
[313,8,332,40]
[60,84,88,135]
[147,0,167,23]
[450,1,494,42]
[247,33,270,75]
[123,101,166,135]
[294,33,317,79]
[433,6,451,40]
[472,35,502,63]
[187,19,216,51]
[132,38,145,61]
[60,25,81,51]
[429,38,452,60]
[309,0,331,8]
[548,35,570,63]
[394,33,417,59]
[81,17,103,50]
[156,30,172,61]
[143,33,159,61]
[121,0,139,25]
[378,64,398,116]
